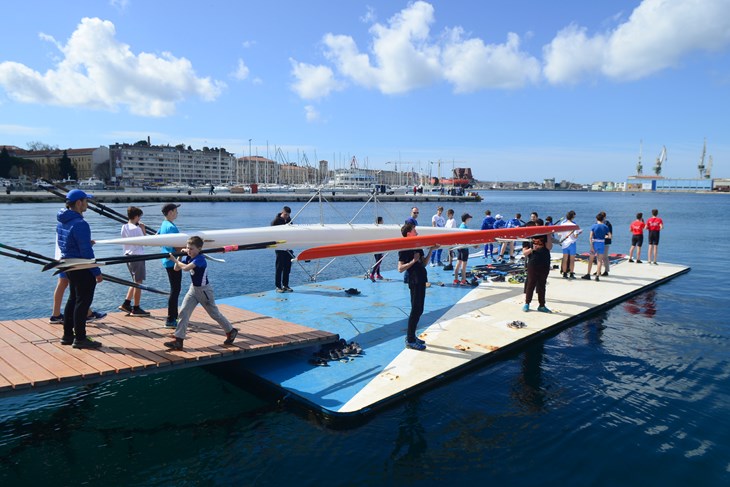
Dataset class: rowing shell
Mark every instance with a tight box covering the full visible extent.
[95,224,465,249]
[297,225,578,261]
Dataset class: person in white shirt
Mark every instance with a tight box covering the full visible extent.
[430,206,446,266]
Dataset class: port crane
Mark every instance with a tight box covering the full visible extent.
[653,146,666,176]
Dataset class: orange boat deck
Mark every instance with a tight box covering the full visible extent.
[0,304,338,397]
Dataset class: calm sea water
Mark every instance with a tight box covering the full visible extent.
[1,192,729,486]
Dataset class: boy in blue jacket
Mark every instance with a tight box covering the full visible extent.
[56,189,103,349]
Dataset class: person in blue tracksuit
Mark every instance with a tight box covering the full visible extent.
[56,189,103,349]
[480,209,496,260]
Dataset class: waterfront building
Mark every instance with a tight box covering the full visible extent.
[6,147,109,180]
[625,175,713,192]
[110,143,235,186]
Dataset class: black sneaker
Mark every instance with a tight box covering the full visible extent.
[49,314,64,324]
[601,271,609,276]
[595,275,600,282]
[628,258,634,262]
[283,287,293,293]
[581,274,591,280]
[164,338,184,350]
[562,272,568,279]
[72,337,102,349]
[224,328,239,345]
[165,319,178,328]
[131,306,151,317]
[570,273,576,279]
[60,335,74,345]
[636,259,643,263]
[118,302,133,314]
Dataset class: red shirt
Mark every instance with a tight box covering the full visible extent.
[646,217,663,232]
[630,220,646,235]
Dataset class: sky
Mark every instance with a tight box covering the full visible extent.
[1,0,729,183]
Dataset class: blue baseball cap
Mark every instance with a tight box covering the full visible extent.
[66,189,94,203]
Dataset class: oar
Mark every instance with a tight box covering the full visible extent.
[0,249,49,266]
[0,247,169,294]
[41,179,156,235]
[101,273,169,295]
[46,240,282,273]
[0,242,56,263]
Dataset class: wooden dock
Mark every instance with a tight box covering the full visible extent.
[0,304,338,397]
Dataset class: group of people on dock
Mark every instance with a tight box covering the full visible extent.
[394,204,664,352]
[53,190,238,351]
[51,191,665,357]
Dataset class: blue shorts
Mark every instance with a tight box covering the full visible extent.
[592,241,605,255]
[562,242,576,256]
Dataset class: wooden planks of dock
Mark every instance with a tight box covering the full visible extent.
[0,304,338,397]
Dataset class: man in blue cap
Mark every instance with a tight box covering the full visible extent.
[57,189,103,349]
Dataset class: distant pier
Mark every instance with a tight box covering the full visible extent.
[0,190,481,204]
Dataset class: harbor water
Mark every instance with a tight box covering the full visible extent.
[1,191,729,486]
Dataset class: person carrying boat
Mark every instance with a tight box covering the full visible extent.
[118,206,151,317]
[430,206,445,267]
[56,189,103,349]
[159,203,182,327]
[522,220,553,313]
[272,206,294,292]
[397,222,439,351]
[164,236,238,351]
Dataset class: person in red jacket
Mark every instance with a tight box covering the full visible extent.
[646,209,664,265]
[628,212,646,263]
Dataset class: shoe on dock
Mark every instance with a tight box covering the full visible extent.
[164,338,184,350]
[522,304,529,312]
[224,328,238,345]
[405,339,426,351]
[87,310,107,321]
[537,306,552,313]
[118,302,133,314]
[130,306,150,317]
[72,337,102,349]
[49,314,63,324]
[165,319,178,328]
[581,274,591,280]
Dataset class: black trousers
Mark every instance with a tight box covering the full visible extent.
[275,250,293,288]
[166,267,182,320]
[407,284,426,342]
[525,265,550,307]
[63,269,97,340]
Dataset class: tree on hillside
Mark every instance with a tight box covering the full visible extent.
[0,147,11,177]
[58,150,77,180]
[26,141,58,151]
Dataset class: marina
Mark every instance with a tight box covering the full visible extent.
[0,193,726,485]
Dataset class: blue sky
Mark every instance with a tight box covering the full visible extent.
[1,0,728,182]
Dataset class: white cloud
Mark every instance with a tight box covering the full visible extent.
[0,17,225,116]
[443,29,541,91]
[292,1,538,98]
[304,105,320,122]
[290,59,343,100]
[323,1,441,94]
[544,0,730,84]
[233,59,249,80]
[543,24,607,84]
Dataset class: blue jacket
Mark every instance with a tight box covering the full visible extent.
[506,218,522,228]
[57,209,100,276]
[481,216,496,230]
